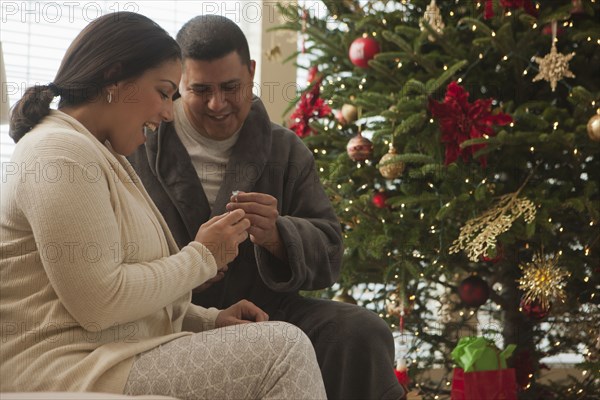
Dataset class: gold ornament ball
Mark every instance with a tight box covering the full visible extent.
[378,147,405,179]
[587,113,600,142]
[341,104,359,123]
[346,134,373,161]
[332,291,357,304]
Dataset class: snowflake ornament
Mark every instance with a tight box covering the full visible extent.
[532,43,575,92]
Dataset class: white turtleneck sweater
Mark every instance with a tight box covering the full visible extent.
[174,99,240,209]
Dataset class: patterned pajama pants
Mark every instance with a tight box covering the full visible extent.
[123,321,327,400]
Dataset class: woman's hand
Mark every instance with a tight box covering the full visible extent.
[215,300,269,327]
[194,209,250,267]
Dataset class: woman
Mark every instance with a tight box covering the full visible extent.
[0,12,326,400]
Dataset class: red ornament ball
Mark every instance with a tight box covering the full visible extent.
[571,0,585,14]
[346,134,373,161]
[520,298,550,320]
[349,37,380,68]
[481,245,504,263]
[458,275,490,307]
[542,24,565,37]
[372,192,388,208]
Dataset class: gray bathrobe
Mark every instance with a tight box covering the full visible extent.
[129,97,405,400]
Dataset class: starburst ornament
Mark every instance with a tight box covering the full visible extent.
[517,251,570,310]
[420,0,445,41]
[532,21,575,92]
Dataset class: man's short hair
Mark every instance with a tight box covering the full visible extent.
[177,15,251,70]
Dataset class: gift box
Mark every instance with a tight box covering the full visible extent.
[450,337,518,400]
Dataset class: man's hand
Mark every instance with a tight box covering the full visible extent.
[225,191,286,260]
[215,300,269,327]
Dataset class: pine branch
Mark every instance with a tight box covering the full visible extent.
[382,31,437,74]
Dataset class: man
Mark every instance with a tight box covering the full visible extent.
[129,15,406,400]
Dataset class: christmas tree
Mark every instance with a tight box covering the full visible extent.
[275,0,600,398]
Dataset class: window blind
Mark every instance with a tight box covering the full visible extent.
[1,0,264,166]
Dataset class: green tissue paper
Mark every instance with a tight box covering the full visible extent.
[451,336,516,372]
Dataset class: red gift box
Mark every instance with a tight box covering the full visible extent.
[451,367,518,400]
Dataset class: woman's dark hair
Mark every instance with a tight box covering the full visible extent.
[9,12,181,142]
[176,15,251,70]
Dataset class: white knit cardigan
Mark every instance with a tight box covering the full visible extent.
[1,110,220,393]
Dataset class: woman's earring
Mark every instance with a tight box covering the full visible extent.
[107,92,113,104]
